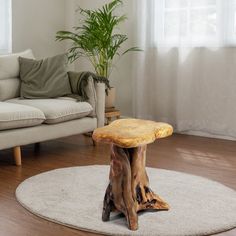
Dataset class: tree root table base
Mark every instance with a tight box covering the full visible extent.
[92,119,173,231]
[102,144,169,231]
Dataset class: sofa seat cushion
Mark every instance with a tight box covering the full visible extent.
[0,102,45,131]
[7,98,93,124]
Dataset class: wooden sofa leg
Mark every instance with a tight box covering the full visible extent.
[34,143,41,152]
[13,146,22,166]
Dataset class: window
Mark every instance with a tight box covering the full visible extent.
[0,0,12,54]
[155,0,236,46]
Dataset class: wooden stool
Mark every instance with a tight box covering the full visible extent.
[105,109,120,125]
[92,119,173,230]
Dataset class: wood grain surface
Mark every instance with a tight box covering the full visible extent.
[93,119,173,148]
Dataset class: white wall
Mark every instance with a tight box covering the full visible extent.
[66,0,134,116]
[11,0,134,116]
[12,0,66,58]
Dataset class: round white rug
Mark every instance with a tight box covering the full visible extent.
[16,165,236,236]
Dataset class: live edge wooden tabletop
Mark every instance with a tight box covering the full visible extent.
[92,119,173,148]
[92,119,173,231]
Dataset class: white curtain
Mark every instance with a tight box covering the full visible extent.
[132,0,236,140]
[0,0,11,54]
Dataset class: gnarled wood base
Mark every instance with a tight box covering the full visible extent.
[102,144,169,231]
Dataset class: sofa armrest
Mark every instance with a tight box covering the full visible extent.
[82,76,105,128]
[67,71,105,128]
[94,82,105,127]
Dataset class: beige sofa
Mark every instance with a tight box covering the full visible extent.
[0,50,105,165]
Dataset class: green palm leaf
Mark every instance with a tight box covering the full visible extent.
[56,0,141,79]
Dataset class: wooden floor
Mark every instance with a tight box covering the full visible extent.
[0,134,235,236]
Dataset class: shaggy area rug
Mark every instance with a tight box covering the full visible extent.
[16,165,236,236]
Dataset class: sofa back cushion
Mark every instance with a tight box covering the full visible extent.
[0,49,34,101]
[0,78,20,101]
[0,49,34,79]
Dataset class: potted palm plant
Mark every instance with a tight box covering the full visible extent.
[56,0,140,108]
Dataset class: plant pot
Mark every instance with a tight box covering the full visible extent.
[105,87,116,109]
